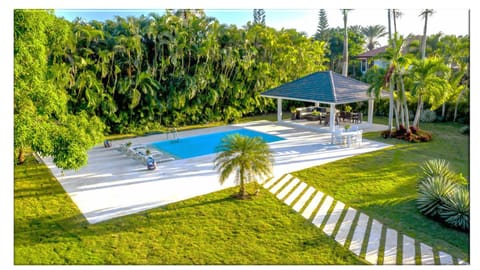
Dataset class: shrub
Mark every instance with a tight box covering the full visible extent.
[417,176,456,217]
[438,186,470,231]
[420,159,455,179]
[421,109,437,123]
[460,125,469,135]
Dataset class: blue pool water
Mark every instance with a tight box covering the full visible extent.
[150,128,284,159]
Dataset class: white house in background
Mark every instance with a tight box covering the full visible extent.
[357,36,423,74]
[356,46,389,74]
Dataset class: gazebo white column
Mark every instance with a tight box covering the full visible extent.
[368,99,374,124]
[329,103,336,132]
[277,98,283,122]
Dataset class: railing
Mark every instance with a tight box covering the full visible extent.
[166,127,179,142]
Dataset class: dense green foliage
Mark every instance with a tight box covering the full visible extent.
[14,152,364,265]
[324,26,365,76]
[14,10,104,169]
[292,120,469,260]
[14,9,328,168]
[365,33,469,129]
[54,9,328,133]
[214,134,273,198]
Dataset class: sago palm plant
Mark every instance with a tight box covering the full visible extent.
[420,159,455,179]
[214,134,274,199]
[416,175,456,217]
[438,186,470,231]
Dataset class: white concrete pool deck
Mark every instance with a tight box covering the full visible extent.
[42,120,391,224]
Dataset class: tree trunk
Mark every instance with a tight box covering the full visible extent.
[342,10,349,77]
[441,103,446,119]
[239,168,247,198]
[421,12,428,59]
[398,72,409,129]
[413,96,423,127]
[453,88,465,122]
[387,10,394,132]
[17,148,25,165]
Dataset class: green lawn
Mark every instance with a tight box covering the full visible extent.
[14,153,364,265]
[292,120,470,261]
[14,117,470,264]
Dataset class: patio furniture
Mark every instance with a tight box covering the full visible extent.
[295,106,327,119]
[324,113,339,126]
[305,113,321,121]
[332,128,363,147]
[351,112,362,123]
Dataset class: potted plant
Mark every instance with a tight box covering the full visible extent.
[290,107,297,120]
[344,124,351,131]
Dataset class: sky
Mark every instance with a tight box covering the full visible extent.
[55,8,470,47]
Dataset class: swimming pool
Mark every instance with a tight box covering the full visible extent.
[149,128,284,159]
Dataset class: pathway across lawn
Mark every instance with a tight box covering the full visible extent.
[261,174,469,265]
[42,120,390,224]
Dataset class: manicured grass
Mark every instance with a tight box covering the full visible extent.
[14,153,364,265]
[292,120,469,261]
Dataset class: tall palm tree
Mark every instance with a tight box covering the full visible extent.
[420,9,434,59]
[341,9,352,77]
[392,9,403,34]
[361,25,387,51]
[214,134,274,199]
[386,9,394,133]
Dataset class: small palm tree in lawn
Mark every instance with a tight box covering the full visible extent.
[214,134,274,199]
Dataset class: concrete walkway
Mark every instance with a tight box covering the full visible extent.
[42,120,391,224]
[261,174,469,265]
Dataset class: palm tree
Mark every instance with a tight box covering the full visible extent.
[385,9,394,133]
[341,9,350,76]
[392,9,403,34]
[361,25,387,51]
[420,9,434,59]
[410,56,449,127]
[341,9,352,76]
[214,134,274,199]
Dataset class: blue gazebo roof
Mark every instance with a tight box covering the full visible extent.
[261,71,374,104]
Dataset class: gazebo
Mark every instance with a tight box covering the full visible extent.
[261,71,376,132]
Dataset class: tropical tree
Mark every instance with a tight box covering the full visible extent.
[325,27,365,74]
[392,9,403,34]
[253,9,266,25]
[14,10,104,169]
[361,25,387,51]
[314,9,329,42]
[385,9,395,132]
[214,134,274,199]
[378,34,413,130]
[420,9,435,59]
[341,9,352,76]
[409,56,449,127]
